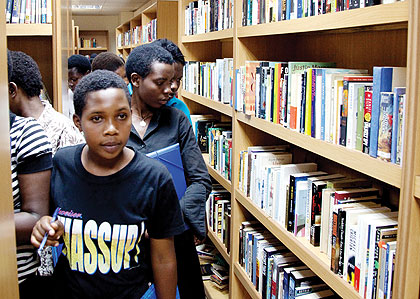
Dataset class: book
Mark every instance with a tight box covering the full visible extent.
[391,87,406,164]
[146,143,186,201]
[370,66,406,158]
[377,92,394,162]
[289,269,320,299]
[362,85,373,154]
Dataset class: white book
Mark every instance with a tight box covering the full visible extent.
[342,206,390,284]
[315,71,323,139]
[273,163,318,227]
[356,211,398,297]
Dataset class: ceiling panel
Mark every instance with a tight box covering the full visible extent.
[72,0,149,15]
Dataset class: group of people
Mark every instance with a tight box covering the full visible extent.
[9,39,211,299]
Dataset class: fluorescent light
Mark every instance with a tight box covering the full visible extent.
[72,5,102,10]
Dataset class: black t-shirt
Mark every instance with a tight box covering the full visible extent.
[52,144,185,299]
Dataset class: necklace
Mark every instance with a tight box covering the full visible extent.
[132,112,153,127]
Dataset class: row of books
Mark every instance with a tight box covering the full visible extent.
[191,115,233,180]
[239,221,336,298]
[5,0,52,24]
[79,38,99,49]
[235,62,406,164]
[206,184,231,251]
[184,0,234,36]
[117,19,157,48]
[183,59,234,106]
[197,243,230,290]
[237,145,397,298]
[242,0,401,26]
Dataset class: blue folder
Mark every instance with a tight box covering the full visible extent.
[146,143,187,200]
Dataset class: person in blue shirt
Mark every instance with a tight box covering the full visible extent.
[151,39,192,124]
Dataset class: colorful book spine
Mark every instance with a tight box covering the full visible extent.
[362,86,373,154]
[391,87,406,164]
[377,92,394,162]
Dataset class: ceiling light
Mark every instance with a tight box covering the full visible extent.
[72,5,102,10]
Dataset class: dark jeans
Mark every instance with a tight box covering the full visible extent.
[175,230,205,299]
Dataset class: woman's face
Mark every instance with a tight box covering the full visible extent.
[133,62,174,109]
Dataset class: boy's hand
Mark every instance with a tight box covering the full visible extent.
[31,216,64,248]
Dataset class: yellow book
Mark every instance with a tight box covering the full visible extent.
[305,68,313,136]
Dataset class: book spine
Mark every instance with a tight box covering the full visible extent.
[287,176,297,232]
[304,69,312,135]
[337,209,346,276]
[6,0,14,23]
[311,69,317,138]
[321,69,326,140]
[300,72,306,133]
[363,86,373,154]
[340,79,349,146]
[330,209,339,273]
[310,184,322,246]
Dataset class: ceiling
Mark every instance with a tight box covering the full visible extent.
[71,0,150,15]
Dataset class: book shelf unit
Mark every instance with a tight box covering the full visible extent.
[6,0,69,112]
[179,0,420,298]
[115,0,178,60]
[77,30,109,55]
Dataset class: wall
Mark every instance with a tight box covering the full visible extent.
[73,15,120,53]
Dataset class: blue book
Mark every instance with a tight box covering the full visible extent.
[391,87,406,163]
[370,67,406,158]
[146,143,186,201]
[141,284,180,299]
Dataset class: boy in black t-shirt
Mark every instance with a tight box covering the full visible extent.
[31,70,185,299]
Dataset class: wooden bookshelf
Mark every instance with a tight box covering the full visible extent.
[178,0,420,297]
[236,112,402,188]
[237,2,408,38]
[6,23,52,35]
[6,0,68,112]
[182,28,234,43]
[182,90,233,117]
[235,190,360,299]
[204,280,229,299]
[203,154,232,192]
[78,30,109,53]
[207,227,231,265]
[115,0,178,60]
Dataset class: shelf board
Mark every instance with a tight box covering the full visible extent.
[414,176,420,199]
[237,2,408,38]
[207,227,231,265]
[6,23,52,36]
[236,112,402,188]
[233,262,262,299]
[235,189,361,299]
[203,154,232,192]
[79,47,107,51]
[181,28,233,43]
[204,280,229,299]
[181,90,233,117]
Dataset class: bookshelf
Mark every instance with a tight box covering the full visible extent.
[179,0,420,298]
[0,0,19,296]
[77,30,109,54]
[115,0,178,60]
[6,0,69,112]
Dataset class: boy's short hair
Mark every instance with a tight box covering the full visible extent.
[7,50,13,82]
[91,52,124,73]
[152,38,185,66]
[73,70,130,117]
[68,54,91,75]
[125,44,174,83]
[8,51,43,97]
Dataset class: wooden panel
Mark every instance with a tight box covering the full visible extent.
[6,24,52,35]
[233,263,261,299]
[157,1,178,44]
[204,280,229,299]
[7,36,54,104]
[393,0,420,297]
[181,90,233,117]
[0,0,20,296]
[182,29,234,43]
[237,1,408,37]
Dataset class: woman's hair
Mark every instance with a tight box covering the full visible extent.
[73,70,130,117]
[152,38,185,66]
[125,44,174,83]
[91,52,125,72]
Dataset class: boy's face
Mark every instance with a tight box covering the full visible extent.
[170,62,183,99]
[132,62,174,108]
[68,67,85,92]
[75,88,131,162]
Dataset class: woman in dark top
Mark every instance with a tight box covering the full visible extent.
[125,44,211,299]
